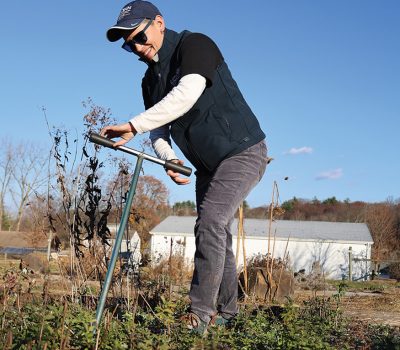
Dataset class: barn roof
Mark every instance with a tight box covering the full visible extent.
[150,216,373,244]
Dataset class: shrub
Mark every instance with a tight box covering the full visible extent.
[388,263,400,280]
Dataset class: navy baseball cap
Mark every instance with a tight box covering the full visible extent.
[107,1,162,42]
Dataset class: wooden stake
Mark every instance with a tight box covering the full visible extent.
[235,205,242,267]
[241,209,248,294]
[267,182,277,272]
[169,238,173,299]
[47,230,53,262]
[275,235,290,300]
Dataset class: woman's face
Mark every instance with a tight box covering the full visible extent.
[123,15,165,62]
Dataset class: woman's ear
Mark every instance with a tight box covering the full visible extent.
[154,15,165,33]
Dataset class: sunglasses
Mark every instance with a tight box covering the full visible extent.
[122,19,153,52]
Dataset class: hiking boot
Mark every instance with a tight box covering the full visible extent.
[210,314,232,327]
[181,312,209,335]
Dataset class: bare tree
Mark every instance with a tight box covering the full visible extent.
[0,139,14,231]
[364,203,397,261]
[10,142,49,231]
[309,240,334,275]
[20,192,48,233]
[130,175,169,254]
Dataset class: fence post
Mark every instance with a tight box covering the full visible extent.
[47,230,53,262]
[348,246,353,281]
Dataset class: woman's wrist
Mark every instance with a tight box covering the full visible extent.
[128,122,137,135]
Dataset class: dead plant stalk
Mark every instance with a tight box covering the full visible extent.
[275,236,290,299]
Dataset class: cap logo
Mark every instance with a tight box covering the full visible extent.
[118,5,132,21]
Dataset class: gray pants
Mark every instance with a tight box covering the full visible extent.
[190,140,268,323]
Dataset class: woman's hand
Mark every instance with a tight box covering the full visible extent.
[100,122,137,147]
[167,159,191,185]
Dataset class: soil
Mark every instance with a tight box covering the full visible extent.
[294,286,400,327]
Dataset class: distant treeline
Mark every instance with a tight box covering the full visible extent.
[244,197,400,261]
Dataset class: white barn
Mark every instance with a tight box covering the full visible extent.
[107,224,141,264]
[150,216,373,280]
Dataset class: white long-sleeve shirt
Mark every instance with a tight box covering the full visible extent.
[129,73,207,160]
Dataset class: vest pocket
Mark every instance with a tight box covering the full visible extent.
[185,108,237,172]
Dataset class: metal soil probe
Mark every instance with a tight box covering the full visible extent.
[88,132,192,328]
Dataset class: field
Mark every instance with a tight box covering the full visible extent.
[295,280,400,327]
[0,255,399,350]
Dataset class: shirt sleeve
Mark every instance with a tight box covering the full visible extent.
[149,126,178,160]
[130,73,206,134]
[179,33,224,86]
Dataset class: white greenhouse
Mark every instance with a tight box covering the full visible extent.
[150,216,373,280]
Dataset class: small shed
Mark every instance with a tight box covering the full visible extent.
[150,216,373,280]
[106,224,141,265]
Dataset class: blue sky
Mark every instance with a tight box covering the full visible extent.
[1,1,399,207]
